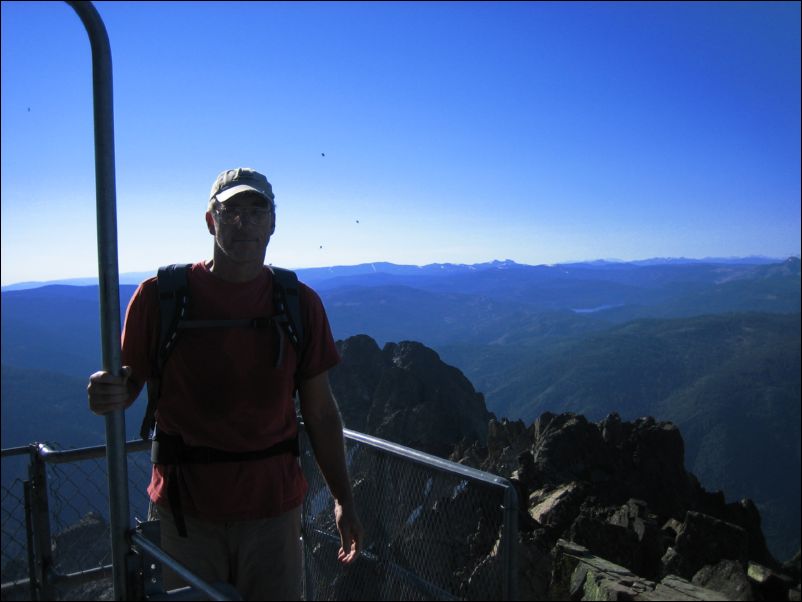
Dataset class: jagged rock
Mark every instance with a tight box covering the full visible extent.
[567,499,664,581]
[568,514,642,580]
[487,417,529,458]
[694,493,776,569]
[449,437,486,468]
[330,335,490,457]
[509,450,541,531]
[478,417,534,480]
[620,417,691,520]
[662,511,749,580]
[663,518,684,540]
[531,413,612,485]
[529,482,587,533]
[508,412,697,521]
[551,539,728,601]
[551,538,652,600]
[472,410,797,599]
[510,450,538,494]
[330,343,795,601]
[748,561,796,601]
[599,412,625,447]
[692,559,754,601]
[648,575,729,601]
[608,499,651,542]
[327,334,386,433]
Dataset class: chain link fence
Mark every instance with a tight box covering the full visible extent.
[301,428,517,601]
[2,429,516,601]
[1,441,152,601]
[1,451,30,597]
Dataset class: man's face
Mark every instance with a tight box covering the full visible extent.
[208,192,275,264]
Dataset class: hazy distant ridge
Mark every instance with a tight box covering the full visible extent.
[1,256,790,291]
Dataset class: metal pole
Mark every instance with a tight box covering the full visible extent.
[27,447,55,600]
[130,533,244,601]
[501,483,519,601]
[63,2,130,599]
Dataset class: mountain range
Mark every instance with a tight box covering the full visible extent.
[1,256,799,559]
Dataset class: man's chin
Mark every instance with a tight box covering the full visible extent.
[221,250,267,264]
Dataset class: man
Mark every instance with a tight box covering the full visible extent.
[88,167,363,601]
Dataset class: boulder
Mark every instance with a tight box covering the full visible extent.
[529,482,587,533]
[568,499,663,580]
[551,539,728,601]
[748,561,796,601]
[661,511,748,579]
[692,559,754,601]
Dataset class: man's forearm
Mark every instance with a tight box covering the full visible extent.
[304,406,354,506]
[298,372,364,561]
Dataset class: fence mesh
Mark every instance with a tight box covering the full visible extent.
[1,453,29,598]
[1,442,152,601]
[3,431,514,601]
[300,430,513,601]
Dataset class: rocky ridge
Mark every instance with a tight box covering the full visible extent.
[456,412,800,600]
[330,334,491,457]
[331,335,801,601]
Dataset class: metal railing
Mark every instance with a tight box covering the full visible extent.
[1,440,150,601]
[2,427,517,600]
[301,427,517,601]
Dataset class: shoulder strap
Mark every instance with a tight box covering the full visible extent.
[140,264,191,440]
[271,267,305,354]
[156,264,192,374]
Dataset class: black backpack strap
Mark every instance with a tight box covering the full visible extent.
[270,267,305,365]
[140,264,191,440]
[152,431,300,464]
[153,430,300,537]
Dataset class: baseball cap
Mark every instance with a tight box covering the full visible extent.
[209,167,275,208]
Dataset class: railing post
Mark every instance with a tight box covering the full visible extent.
[63,2,130,599]
[26,446,55,601]
[501,483,519,601]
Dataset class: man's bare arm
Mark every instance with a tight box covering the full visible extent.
[298,370,364,563]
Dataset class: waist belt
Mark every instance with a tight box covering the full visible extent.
[151,431,299,464]
[151,430,300,537]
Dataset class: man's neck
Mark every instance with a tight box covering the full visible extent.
[207,250,265,283]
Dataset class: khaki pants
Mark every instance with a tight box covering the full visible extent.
[153,504,302,601]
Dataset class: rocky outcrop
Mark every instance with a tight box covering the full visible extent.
[327,337,798,601]
[551,539,730,601]
[692,559,755,601]
[330,335,491,457]
[450,411,799,600]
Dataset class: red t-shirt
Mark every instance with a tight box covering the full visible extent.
[121,261,340,521]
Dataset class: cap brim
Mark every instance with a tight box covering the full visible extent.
[214,184,272,203]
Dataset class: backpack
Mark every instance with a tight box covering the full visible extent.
[138,263,306,537]
[139,263,305,440]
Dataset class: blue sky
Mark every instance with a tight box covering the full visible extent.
[2,1,800,285]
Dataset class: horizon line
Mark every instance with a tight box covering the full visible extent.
[2,254,798,291]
